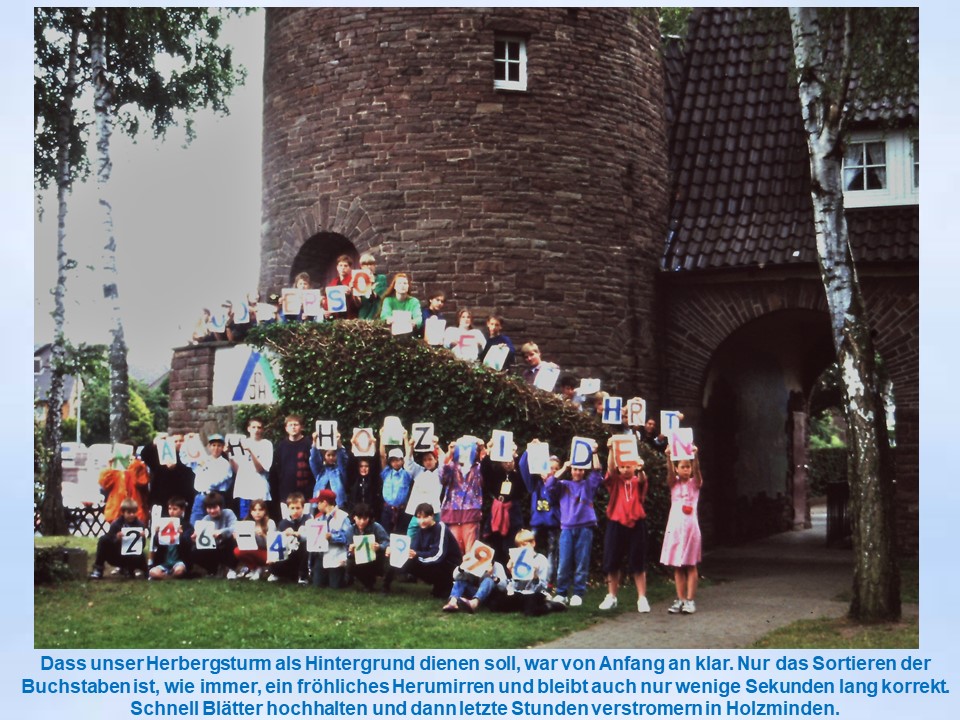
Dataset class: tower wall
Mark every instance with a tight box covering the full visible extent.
[261,7,668,394]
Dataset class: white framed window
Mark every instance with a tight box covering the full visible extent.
[493,35,527,91]
[842,130,918,208]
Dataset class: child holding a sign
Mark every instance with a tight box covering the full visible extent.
[403,434,443,536]
[660,445,704,614]
[599,438,651,613]
[443,545,507,613]
[504,529,554,615]
[444,309,486,362]
[480,439,526,566]
[309,429,349,508]
[232,500,276,581]
[518,444,562,593]
[268,492,310,584]
[148,496,192,580]
[308,489,353,589]
[323,255,361,320]
[191,492,240,578]
[356,253,388,321]
[378,272,422,333]
[348,502,390,592]
[90,498,148,579]
[440,438,487,555]
[547,443,603,607]
[388,503,462,598]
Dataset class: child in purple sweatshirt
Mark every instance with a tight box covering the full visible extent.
[545,441,602,606]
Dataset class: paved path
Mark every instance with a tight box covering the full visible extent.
[539,511,862,649]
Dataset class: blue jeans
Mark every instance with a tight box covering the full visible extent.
[557,526,593,598]
[451,574,497,604]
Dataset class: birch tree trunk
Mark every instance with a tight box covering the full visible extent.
[91,12,130,444]
[39,25,81,536]
[789,6,900,622]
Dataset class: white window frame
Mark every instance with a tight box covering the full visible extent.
[842,130,918,208]
[493,35,527,92]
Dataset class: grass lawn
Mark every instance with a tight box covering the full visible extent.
[34,537,676,649]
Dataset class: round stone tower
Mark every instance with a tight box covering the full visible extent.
[260,7,668,395]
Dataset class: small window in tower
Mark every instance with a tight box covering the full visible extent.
[493,35,527,91]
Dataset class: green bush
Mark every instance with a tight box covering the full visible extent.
[34,545,79,585]
[247,321,670,577]
[807,447,847,498]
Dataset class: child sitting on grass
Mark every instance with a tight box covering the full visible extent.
[90,498,148,579]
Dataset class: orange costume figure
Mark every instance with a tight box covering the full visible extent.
[98,459,150,524]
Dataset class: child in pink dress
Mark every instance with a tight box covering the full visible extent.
[659,445,703,614]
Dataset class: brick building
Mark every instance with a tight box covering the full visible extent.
[169,7,918,548]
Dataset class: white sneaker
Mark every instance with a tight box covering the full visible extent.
[226,569,238,580]
[552,595,568,605]
[267,573,280,583]
[598,594,618,610]
[248,569,262,581]
[667,598,684,614]
[682,599,696,614]
[237,566,250,578]
[637,596,651,613]
[569,595,583,607]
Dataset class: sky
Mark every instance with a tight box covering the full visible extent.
[32,9,265,382]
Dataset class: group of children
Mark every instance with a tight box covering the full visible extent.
[92,411,705,616]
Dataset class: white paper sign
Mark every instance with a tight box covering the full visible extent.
[602,396,624,424]
[353,534,376,565]
[462,540,495,577]
[669,427,696,460]
[610,433,641,469]
[120,527,146,556]
[315,421,338,451]
[194,520,217,551]
[569,437,595,469]
[626,397,647,427]
[179,435,205,465]
[382,416,404,446]
[351,428,376,457]
[391,310,413,335]
[225,433,246,457]
[266,530,290,563]
[235,521,259,552]
[525,442,551,477]
[509,547,535,582]
[482,344,510,371]
[578,378,602,396]
[411,423,434,453]
[661,410,683,432]
[351,269,374,297]
[389,533,410,568]
[490,430,514,462]
[304,519,329,553]
[424,316,446,346]
[326,286,349,314]
[281,288,302,316]
[302,289,323,318]
[156,517,181,547]
[155,436,178,467]
[533,364,560,392]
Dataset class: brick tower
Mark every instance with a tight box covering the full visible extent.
[260,7,669,395]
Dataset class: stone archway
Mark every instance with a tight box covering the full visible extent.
[290,232,359,288]
[700,309,835,544]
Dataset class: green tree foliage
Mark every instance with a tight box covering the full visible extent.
[35,8,247,532]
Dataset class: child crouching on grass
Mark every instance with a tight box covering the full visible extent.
[90,498,148,579]
[148,496,192,580]
[348,503,390,592]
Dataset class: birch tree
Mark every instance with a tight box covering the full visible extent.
[35,8,246,532]
[34,7,87,535]
[788,6,916,622]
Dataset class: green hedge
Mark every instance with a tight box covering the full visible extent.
[245,321,671,579]
[807,447,847,498]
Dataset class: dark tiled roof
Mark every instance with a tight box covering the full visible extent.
[663,7,918,273]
